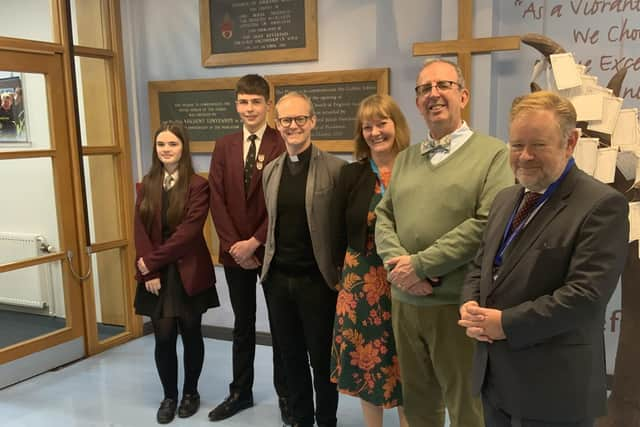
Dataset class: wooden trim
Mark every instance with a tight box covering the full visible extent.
[412,36,521,56]
[89,239,128,253]
[0,327,75,364]
[0,37,64,55]
[81,146,121,155]
[197,172,220,265]
[73,45,114,59]
[191,141,216,153]
[0,253,66,274]
[314,140,354,153]
[0,149,55,160]
[109,0,141,340]
[200,0,318,67]
[266,68,390,93]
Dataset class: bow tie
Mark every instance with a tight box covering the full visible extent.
[421,134,452,156]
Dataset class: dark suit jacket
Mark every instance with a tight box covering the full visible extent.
[261,144,347,288]
[331,159,376,267]
[461,165,629,422]
[134,174,216,297]
[208,126,285,267]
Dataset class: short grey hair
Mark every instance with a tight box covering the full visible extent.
[275,91,316,118]
[419,58,466,89]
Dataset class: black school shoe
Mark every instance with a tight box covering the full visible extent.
[178,392,200,418]
[156,398,177,424]
[208,392,254,421]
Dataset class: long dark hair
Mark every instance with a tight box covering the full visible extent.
[139,121,195,233]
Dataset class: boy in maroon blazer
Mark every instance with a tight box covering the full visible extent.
[207,74,288,423]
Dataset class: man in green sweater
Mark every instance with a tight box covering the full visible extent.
[375,59,513,427]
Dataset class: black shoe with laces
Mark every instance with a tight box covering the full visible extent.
[177,392,200,418]
[156,398,177,424]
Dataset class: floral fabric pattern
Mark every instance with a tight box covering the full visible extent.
[330,176,402,408]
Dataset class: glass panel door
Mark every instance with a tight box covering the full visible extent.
[0,50,86,386]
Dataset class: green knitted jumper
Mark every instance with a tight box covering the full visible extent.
[375,132,513,306]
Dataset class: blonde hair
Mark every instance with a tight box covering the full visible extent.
[353,94,410,160]
[510,91,577,139]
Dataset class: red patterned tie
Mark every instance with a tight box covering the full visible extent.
[510,192,543,233]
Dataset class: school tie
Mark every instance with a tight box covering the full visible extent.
[163,174,174,191]
[510,191,544,234]
[244,134,257,195]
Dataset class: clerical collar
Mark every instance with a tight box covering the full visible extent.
[287,144,312,164]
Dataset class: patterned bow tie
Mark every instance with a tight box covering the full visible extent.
[421,134,452,156]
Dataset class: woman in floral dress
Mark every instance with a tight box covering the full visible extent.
[330,94,410,427]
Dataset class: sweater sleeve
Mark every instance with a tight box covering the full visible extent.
[374,156,411,269]
[411,145,513,279]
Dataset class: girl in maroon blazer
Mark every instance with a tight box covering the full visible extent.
[134,121,219,424]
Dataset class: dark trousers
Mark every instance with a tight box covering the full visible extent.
[482,398,594,427]
[224,266,287,399]
[152,314,204,399]
[263,267,339,427]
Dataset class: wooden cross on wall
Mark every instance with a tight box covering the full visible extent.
[413,0,521,123]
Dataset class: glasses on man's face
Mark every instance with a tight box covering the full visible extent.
[415,80,461,97]
[277,115,311,128]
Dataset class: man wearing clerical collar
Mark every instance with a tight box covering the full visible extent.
[375,59,513,427]
[459,91,629,427]
[261,91,346,427]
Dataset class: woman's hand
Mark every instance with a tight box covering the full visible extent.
[137,257,150,275]
[145,278,161,295]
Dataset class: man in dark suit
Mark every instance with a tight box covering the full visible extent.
[261,92,346,427]
[208,74,288,422]
[459,91,629,427]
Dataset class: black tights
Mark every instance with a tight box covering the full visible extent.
[152,314,204,399]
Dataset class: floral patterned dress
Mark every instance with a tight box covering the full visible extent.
[330,170,402,408]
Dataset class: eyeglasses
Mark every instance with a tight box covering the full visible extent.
[415,80,461,97]
[276,115,311,127]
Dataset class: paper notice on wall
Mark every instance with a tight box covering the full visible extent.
[550,53,583,90]
[574,138,599,176]
[616,150,638,181]
[611,108,639,149]
[571,94,604,121]
[593,147,618,183]
[628,202,640,242]
[588,96,623,135]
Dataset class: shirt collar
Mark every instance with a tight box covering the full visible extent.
[243,123,267,142]
[420,121,473,155]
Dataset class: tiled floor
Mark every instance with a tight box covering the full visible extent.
[0,336,408,426]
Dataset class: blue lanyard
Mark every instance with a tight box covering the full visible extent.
[369,159,385,195]
[494,158,574,267]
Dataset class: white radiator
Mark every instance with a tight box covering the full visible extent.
[0,232,54,313]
